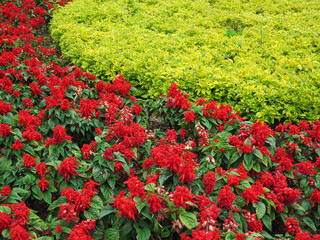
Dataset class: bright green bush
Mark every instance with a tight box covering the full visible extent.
[50,0,320,123]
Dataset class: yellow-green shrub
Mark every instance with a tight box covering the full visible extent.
[50,0,320,123]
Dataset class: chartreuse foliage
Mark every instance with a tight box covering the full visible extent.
[3,0,320,239]
[50,0,320,123]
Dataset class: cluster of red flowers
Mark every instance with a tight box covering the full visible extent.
[2,0,320,239]
[0,202,32,240]
[57,156,81,181]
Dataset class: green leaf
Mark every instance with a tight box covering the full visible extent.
[100,205,116,218]
[105,228,120,240]
[159,169,172,186]
[253,149,263,160]
[32,185,43,200]
[90,195,104,210]
[144,183,155,192]
[0,206,11,214]
[179,210,198,229]
[84,207,100,219]
[302,217,316,231]
[225,231,236,240]
[252,160,261,172]
[42,191,52,204]
[23,144,35,155]
[256,202,266,220]
[136,199,147,213]
[136,227,151,240]
[2,229,10,238]
[243,154,253,171]
[48,196,68,211]
[262,215,272,231]
[228,152,240,169]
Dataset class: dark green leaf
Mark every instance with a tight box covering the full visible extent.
[100,205,116,218]
[179,210,198,229]
[256,202,266,220]
[105,228,120,240]
[253,149,263,159]
[42,191,52,204]
[302,217,316,231]
[136,227,151,240]
[48,196,68,211]
[32,185,43,200]
[243,154,253,171]
[0,206,11,214]
[144,183,155,192]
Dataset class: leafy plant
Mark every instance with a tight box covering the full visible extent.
[1,0,320,239]
[50,0,320,124]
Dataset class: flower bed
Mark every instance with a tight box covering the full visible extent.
[1,0,320,239]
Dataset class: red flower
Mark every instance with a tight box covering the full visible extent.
[56,225,62,233]
[299,120,310,131]
[172,186,194,209]
[0,99,12,115]
[103,148,114,160]
[238,144,253,153]
[279,156,293,172]
[241,187,259,204]
[110,75,133,96]
[235,233,246,240]
[12,139,23,150]
[81,144,92,160]
[22,98,33,108]
[0,212,11,232]
[296,160,315,175]
[52,125,71,144]
[199,202,221,223]
[36,162,49,177]
[13,90,21,97]
[80,98,97,118]
[132,103,142,116]
[166,153,183,173]
[0,123,12,138]
[144,175,158,186]
[57,156,81,181]
[112,191,138,220]
[203,172,216,194]
[228,175,241,186]
[95,128,102,135]
[243,210,263,232]
[124,175,147,199]
[284,216,301,236]
[142,158,155,170]
[147,193,166,213]
[308,188,320,207]
[22,153,37,168]
[9,202,30,224]
[184,110,195,122]
[22,126,44,142]
[289,124,300,136]
[60,99,70,111]
[10,224,31,240]
[1,186,11,196]
[260,171,275,188]
[38,177,49,191]
[217,185,236,210]
[178,160,197,184]
[57,203,78,223]
[68,219,96,240]
[180,128,186,138]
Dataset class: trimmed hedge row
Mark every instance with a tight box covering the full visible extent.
[50,0,320,123]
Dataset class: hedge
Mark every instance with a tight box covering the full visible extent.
[50,0,320,123]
